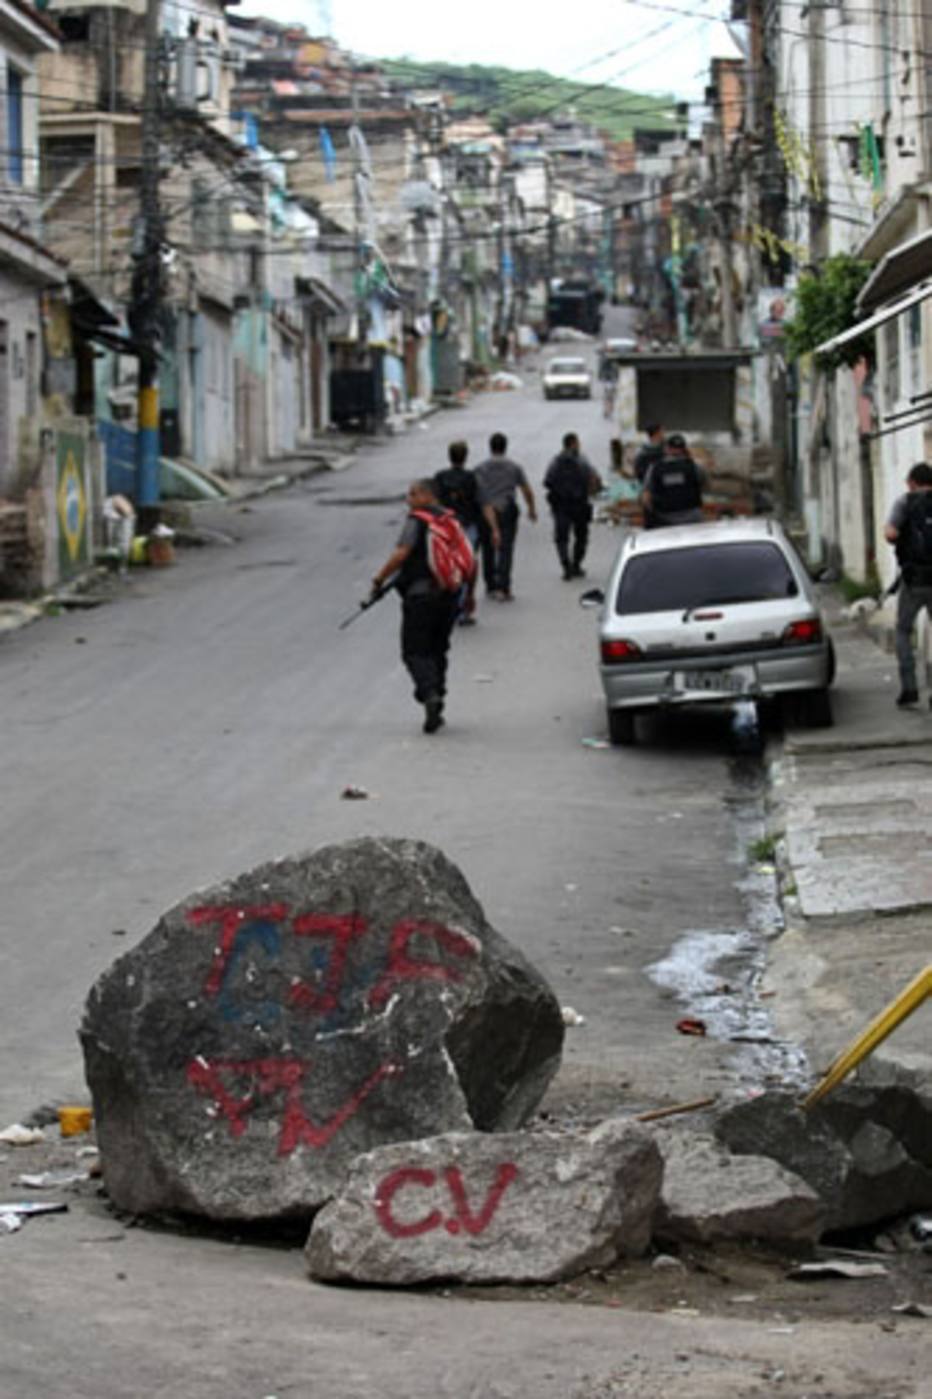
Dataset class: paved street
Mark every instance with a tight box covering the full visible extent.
[1,350,769,1128]
[4,362,931,1398]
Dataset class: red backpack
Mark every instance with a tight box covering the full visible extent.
[411,508,477,591]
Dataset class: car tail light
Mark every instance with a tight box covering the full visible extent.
[782,617,823,645]
[601,638,642,663]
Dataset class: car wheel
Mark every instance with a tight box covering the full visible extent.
[608,707,636,745]
[543,390,551,400]
[826,637,836,686]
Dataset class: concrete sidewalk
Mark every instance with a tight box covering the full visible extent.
[766,594,932,1088]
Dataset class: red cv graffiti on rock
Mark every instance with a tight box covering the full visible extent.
[374,1162,519,1239]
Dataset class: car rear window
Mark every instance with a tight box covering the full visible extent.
[549,359,586,373]
[615,541,799,615]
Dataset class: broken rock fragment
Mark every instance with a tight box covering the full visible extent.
[306,1120,662,1285]
[81,838,564,1221]
[715,1085,932,1231]
[654,1130,825,1246]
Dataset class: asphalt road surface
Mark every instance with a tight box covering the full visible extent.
[5,345,926,1399]
[2,343,770,1128]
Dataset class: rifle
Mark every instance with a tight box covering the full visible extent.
[338,579,394,631]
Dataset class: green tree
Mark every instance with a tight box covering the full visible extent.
[784,254,874,370]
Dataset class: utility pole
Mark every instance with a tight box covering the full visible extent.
[711,85,738,349]
[129,0,163,527]
[349,65,369,358]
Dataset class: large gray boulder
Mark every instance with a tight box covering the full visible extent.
[81,838,564,1221]
[654,1130,825,1246]
[306,1121,662,1285]
[715,1085,932,1231]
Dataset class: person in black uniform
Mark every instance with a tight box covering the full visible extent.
[370,479,458,733]
[543,432,603,579]
[434,440,483,625]
[641,433,707,528]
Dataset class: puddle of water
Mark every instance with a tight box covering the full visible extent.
[647,928,809,1089]
[644,745,809,1091]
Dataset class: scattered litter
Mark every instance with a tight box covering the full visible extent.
[581,737,610,749]
[76,1145,99,1160]
[58,1106,93,1137]
[340,785,370,800]
[675,1018,707,1037]
[788,1260,888,1281]
[891,1301,932,1319]
[0,1213,22,1234]
[0,1124,44,1147]
[489,371,523,391]
[111,928,127,937]
[561,1006,586,1027]
[635,1095,717,1123]
[668,1306,700,1317]
[0,1201,68,1221]
[910,1214,932,1242]
[768,1327,795,1335]
[564,883,578,892]
[729,1294,759,1304]
[19,1170,88,1189]
[652,1254,685,1271]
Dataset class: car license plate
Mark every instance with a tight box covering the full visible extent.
[673,665,754,695]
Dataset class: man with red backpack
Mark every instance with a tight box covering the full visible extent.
[370,478,476,733]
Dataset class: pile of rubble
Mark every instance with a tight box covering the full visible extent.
[74,838,931,1288]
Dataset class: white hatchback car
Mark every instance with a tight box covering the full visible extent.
[587,517,834,744]
[542,357,592,400]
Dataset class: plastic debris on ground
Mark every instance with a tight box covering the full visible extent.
[675,1018,707,1037]
[891,1302,932,1318]
[561,1006,586,1027]
[788,1260,888,1280]
[58,1106,93,1137]
[581,737,610,749]
[19,1170,88,1189]
[0,1201,68,1233]
[0,1123,45,1146]
[489,371,523,391]
[340,785,370,800]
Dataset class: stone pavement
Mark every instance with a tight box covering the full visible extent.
[766,596,932,1089]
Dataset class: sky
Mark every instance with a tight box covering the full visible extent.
[240,0,744,105]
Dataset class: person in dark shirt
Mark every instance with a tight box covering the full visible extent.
[884,460,932,707]
[642,434,707,528]
[634,423,665,483]
[434,440,483,625]
[370,478,459,733]
[543,432,603,579]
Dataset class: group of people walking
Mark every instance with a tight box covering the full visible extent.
[369,429,608,733]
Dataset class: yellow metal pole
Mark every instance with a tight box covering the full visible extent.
[802,965,932,1110]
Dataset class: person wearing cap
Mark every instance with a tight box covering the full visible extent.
[641,433,706,528]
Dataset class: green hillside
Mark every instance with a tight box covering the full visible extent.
[381,59,677,140]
